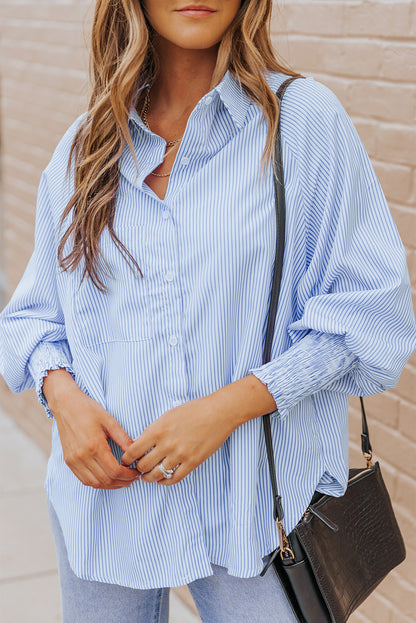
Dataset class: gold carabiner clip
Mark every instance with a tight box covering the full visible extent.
[364,450,373,468]
[276,519,295,560]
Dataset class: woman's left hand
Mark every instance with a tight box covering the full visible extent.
[121,395,238,485]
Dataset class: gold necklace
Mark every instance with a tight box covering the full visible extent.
[141,88,183,177]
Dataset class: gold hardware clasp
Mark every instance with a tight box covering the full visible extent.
[276,519,295,560]
[364,450,373,468]
[280,547,295,560]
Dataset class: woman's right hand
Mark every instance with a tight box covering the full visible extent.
[43,368,140,489]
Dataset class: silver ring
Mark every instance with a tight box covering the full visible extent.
[158,463,175,479]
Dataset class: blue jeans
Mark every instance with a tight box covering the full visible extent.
[48,501,297,623]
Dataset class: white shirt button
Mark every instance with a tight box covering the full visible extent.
[205,96,213,105]
[181,157,190,166]
[162,210,170,220]
[172,399,182,407]
[165,270,174,282]
[168,335,178,346]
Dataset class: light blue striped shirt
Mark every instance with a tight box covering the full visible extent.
[1,70,415,589]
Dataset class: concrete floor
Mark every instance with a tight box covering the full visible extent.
[0,407,199,623]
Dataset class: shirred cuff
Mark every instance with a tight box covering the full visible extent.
[249,331,358,420]
[28,340,75,419]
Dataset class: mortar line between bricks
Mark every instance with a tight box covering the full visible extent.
[289,69,416,87]
[369,162,416,175]
[392,395,416,410]
[0,568,58,586]
[353,114,415,128]
[355,415,411,442]
[369,158,413,171]
[389,203,416,215]
[310,73,416,90]
[272,32,416,45]
[390,568,416,592]
[348,438,402,480]
[347,115,416,131]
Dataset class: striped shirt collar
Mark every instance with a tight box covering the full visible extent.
[122,69,285,190]
[127,69,281,133]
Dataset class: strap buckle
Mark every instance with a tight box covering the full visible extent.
[273,494,284,523]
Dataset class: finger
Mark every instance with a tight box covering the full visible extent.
[135,446,166,474]
[67,436,139,487]
[121,430,156,466]
[94,442,142,484]
[157,463,185,486]
[66,433,139,486]
[140,460,170,483]
[72,463,127,490]
[102,413,134,453]
[89,456,139,489]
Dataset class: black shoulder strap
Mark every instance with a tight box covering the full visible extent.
[262,76,372,525]
[262,76,301,366]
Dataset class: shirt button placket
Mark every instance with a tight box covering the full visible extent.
[161,207,187,410]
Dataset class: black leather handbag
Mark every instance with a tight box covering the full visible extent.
[260,76,406,623]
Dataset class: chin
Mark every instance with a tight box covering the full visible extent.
[157,22,223,51]
[177,40,220,50]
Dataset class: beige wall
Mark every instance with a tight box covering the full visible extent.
[0,1,415,621]
[0,1,92,448]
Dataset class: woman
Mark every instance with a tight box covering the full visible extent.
[1,0,415,621]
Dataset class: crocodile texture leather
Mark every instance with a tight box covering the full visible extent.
[295,462,405,622]
[272,462,406,623]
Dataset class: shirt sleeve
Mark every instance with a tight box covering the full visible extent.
[249,79,416,420]
[0,170,75,419]
[249,331,358,420]
[27,341,75,419]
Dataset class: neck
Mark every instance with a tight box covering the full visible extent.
[150,36,219,114]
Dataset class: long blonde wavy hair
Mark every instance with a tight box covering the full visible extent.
[58,0,301,292]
